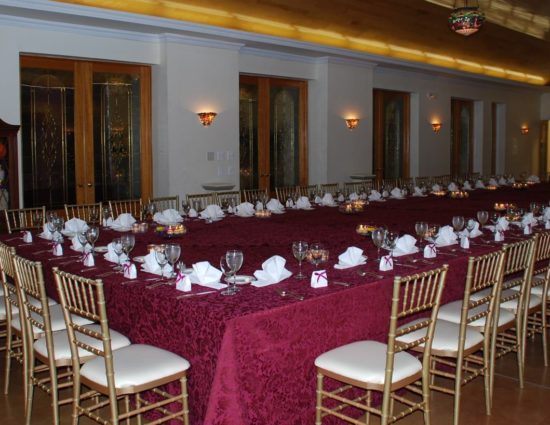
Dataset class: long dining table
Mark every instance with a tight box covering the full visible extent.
[2,183,549,424]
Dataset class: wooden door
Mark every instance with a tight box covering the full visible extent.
[450,98,474,178]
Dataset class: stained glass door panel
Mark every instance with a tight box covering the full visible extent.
[451,99,473,177]
[239,82,259,191]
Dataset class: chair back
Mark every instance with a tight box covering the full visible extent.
[0,242,18,328]
[242,188,268,204]
[108,199,143,220]
[319,183,340,196]
[297,185,318,198]
[64,202,102,223]
[186,193,218,211]
[343,181,372,195]
[3,206,46,234]
[275,186,299,203]
[532,230,550,294]
[216,191,241,208]
[149,195,180,212]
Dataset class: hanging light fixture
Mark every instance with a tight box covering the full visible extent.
[449,1,485,36]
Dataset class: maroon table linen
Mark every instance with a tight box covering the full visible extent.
[3,183,548,424]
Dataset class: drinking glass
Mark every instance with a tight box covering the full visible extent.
[371,228,386,261]
[307,243,325,269]
[181,200,191,217]
[164,243,181,279]
[77,231,89,251]
[154,245,168,280]
[32,210,43,234]
[414,222,428,248]
[89,208,100,225]
[147,203,157,220]
[102,207,111,226]
[452,216,465,237]
[53,217,64,242]
[112,238,124,272]
[491,212,500,226]
[121,234,135,262]
[292,241,309,279]
[220,249,243,296]
[477,210,488,227]
[46,219,57,238]
[85,226,99,255]
[385,231,399,257]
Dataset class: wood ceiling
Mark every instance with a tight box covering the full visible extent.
[54,0,550,85]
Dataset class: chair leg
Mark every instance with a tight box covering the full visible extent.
[422,373,431,425]
[3,325,12,394]
[541,306,548,367]
[516,317,525,388]
[453,353,464,425]
[124,395,130,425]
[483,341,492,415]
[181,375,190,425]
[315,372,323,425]
[50,365,60,425]
[71,373,81,425]
[136,394,142,425]
[366,390,371,425]
[24,366,34,425]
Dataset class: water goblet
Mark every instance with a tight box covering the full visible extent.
[220,249,243,296]
[307,242,325,269]
[372,228,386,262]
[154,245,168,280]
[164,243,181,279]
[414,222,428,248]
[477,211,488,228]
[89,208,100,225]
[147,203,157,220]
[385,232,399,257]
[490,212,500,226]
[85,226,99,255]
[112,238,124,272]
[53,217,64,242]
[121,234,135,262]
[46,218,57,239]
[77,231,89,252]
[452,216,465,238]
[292,241,309,279]
[181,200,190,217]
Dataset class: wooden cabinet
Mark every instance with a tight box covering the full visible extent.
[0,118,20,209]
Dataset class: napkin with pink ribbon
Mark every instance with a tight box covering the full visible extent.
[462,180,473,191]
[432,184,442,192]
[123,262,137,279]
[349,192,359,201]
[522,213,537,235]
[494,227,505,242]
[368,190,382,201]
[475,179,486,189]
[236,202,255,217]
[310,270,328,288]
[175,272,192,292]
[252,255,292,287]
[424,243,437,258]
[413,187,426,197]
[153,209,183,225]
[321,193,335,206]
[200,204,225,220]
[52,241,63,256]
[110,213,136,230]
[22,231,33,243]
[266,198,285,213]
[81,251,95,267]
[498,176,508,186]
[390,187,405,199]
[489,178,499,186]
[527,175,540,183]
[40,224,54,240]
[448,182,458,192]
[71,235,86,252]
[379,254,393,271]
[295,196,312,210]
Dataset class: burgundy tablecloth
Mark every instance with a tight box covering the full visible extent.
[3,184,549,424]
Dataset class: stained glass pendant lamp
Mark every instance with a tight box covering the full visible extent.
[449,1,485,36]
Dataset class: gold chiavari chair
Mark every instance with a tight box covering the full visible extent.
[399,177,414,188]
[429,249,506,425]
[414,176,431,188]
[64,202,102,223]
[315,265,448,425]
[149,195,180,212]
[216,191,241,208]
[433,174,451,185]
[319,183,340,196]
[242,188,268,204]
[298,184,318,198]
[13,256,97,425]
[108,199,143,221]
[3,206,46,234]
[53,269,191,425]
[381,178,399,190]
[186,193,218,211]
[275,186,299,203]
[343,181,371,195]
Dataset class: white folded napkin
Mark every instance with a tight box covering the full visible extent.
[252,255,292,287]
[189,261,226,289]
[390,187,404,199]
[314,195,323,205]
[424,243,437,258]
[321,193,335,206]
[52,241,63,256]
[413,186,426,197]
[334,246,366,269]
[22,231,33,243]
[432,184,441,192]
[255,201,264,211]
[65,218,88,234]
[188,208,198,218]
[123,262,137,279]
[110,213,136,229]
[175,273,192,292]
[40,224,54,240]
[497,216,509,231]
[489,178,499,186]
[103,242,128,264]
[522,213,537,235]
[379,254,393,271]
[498,177,508,186]
[507,176,515,184]
[200,204,225,220]
[82,251,95,267]
[495,226,505,242]
[466,220,483,238]
[527,175,540,183]
[460,235,470,249]
[311,270,328,288]
[295,196,312,209]
[140,251,173,276]
[71,235,86,252]
[463,181,473,191]
[102,217,114,227]
[349,192,359,201]
[448,182,458,192]
[435,225,458,247]
[337,194,345,203]
[393,234,419,257]
[153,209,183,225]
[368,190,382,201]
[285,198,294,208]
[382,190,389,198]
[543,207,550,221]
[236,202,255,217]
[475,179,485,189]
[266,198,285,213]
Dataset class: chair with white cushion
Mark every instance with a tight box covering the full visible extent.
[149,195,180,212]
[13,256,99,425]
[53,268,191,425]
[315,265,448,425]
[430,249,506,425]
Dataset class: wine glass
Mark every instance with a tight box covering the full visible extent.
[154,245,168,280]
[102,207,111,226]
[220,249,243,296]
[32,210,43,234]
[147,203,157,221]
[53,217,64,242]
[414,222,428,248]
[477,211,488,231]
[77,231,89,252]
[292,241,309,279]
[385,231,399,257]
[85,226,99,255]
[490,212,500,226]
[181,200,191,217]
[164,243,181,279]
[371,228,386,261]
[452,216,465,238]
[307,242,325,269]
[112,238,125,272]
[89,208,100,225]
[121,234,135,262]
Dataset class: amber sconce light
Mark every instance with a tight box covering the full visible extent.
[344,118,360,130]
[431,122,442,134]
[521,126,529,135]
[197,112,217,127]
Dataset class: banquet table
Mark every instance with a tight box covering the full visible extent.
[2,183,549,424]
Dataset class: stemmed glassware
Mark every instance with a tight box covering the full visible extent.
[307,243,327,269]
[164,244,181,279]
[121,234,135,262]
[292,241,309,279]
[452,216,465,238]
[181,200,191,217]
[220,249,243,296]
[371,228,386,262]
[384,231,399,257]
[112,238,125,271]
[154,245,169,280]
[77,231,89,252]
[477,211,489,229]
[89,208,100,225]
[102,207,111,226]
[414,222,428,248]
[85,226,99,255]
[490,212,500,226]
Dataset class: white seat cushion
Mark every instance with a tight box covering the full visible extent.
[314,340,422,385]
[0,296,6,321]
[396,318,484,353]
[438,300,515,328]
[1,294,56,321]
[531,284,550,297]
[80,344,190,389]
[34,325,131,362]
[12,303,92,334]
[501,290,542,312]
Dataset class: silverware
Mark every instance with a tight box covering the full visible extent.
[275,288,304,301]
[176,290,216,298]
[395,262,418,269]
[97,271,117,278]
[332,281,350,287]
[438,251,458,257]
[357,270,384,279]
[79,267,97,272]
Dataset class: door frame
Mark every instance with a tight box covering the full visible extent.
[450,98,474,177]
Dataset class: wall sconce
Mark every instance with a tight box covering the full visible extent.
[344,118,360,130]
[431,122,442,134]
[521,126,529,135]
[197,112,217,127]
